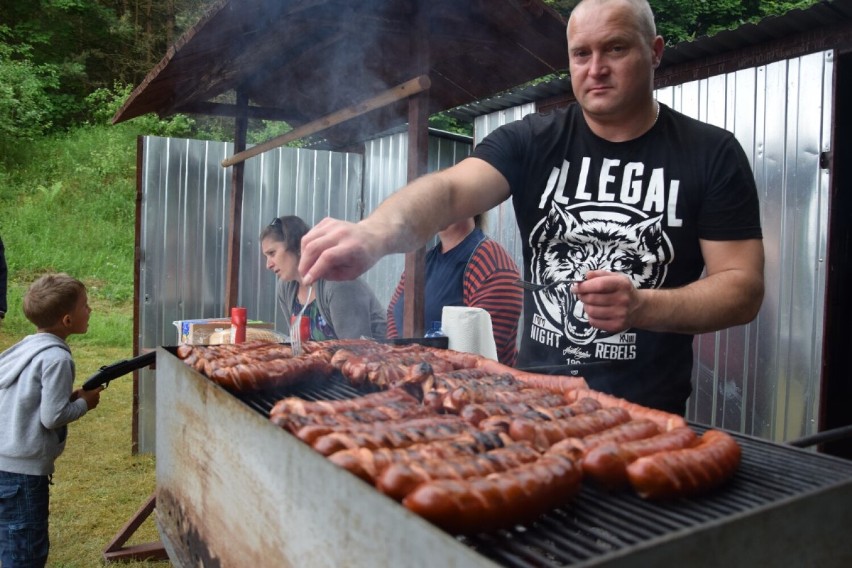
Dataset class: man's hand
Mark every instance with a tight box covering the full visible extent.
[572,270,639,333]
[299,218,385,284]
[575,239,765,335]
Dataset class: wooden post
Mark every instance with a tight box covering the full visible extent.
[402,20,430,339]
[132,135,143,454]
[402,91,429,338]
[225,91,248,311]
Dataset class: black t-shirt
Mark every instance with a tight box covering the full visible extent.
[471,103,762,413]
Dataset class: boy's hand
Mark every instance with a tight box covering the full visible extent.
[74,386,104,410]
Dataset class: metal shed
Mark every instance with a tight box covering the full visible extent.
[118,0,852,457]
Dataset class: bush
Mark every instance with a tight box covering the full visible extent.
[0,42,57,146]
[85,83,197,137]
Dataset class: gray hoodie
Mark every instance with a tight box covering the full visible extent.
[276,278,387,340]
[0,333,88,475]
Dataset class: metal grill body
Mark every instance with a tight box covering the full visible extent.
[155,348,852,567]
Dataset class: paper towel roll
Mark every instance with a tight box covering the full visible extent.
[441,306,499,361]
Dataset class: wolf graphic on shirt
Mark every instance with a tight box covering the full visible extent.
[528,203,673,360]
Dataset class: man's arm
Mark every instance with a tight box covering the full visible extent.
[300,157,510,283]
[577,238,765,335]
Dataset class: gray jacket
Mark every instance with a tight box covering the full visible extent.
[0,333,88,475]
[276,278,386,341]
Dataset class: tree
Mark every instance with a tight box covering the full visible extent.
[0,0,215,131]
[542,0,821,44]
[0,36,57,149]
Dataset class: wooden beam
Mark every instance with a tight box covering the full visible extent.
[222,75,431,167]
[101,493,167,563]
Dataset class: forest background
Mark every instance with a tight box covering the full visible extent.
[0,0,821,566]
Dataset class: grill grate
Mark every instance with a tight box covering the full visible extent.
[232,373,852,568]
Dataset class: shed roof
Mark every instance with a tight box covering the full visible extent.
[112,0,568,149]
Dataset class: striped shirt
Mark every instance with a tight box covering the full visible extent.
[387,233,523,366]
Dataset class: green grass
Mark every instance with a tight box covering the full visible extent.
[1,123,169,566]
[1,124,137,307]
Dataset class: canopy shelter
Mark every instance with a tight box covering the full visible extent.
[113,0,568,337]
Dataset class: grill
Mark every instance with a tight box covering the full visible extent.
[154,347,852,567]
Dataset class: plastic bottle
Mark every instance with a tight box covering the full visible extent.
[230,307,247,344]
[424,320,446,338]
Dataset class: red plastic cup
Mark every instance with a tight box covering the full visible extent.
[231,307,247,344]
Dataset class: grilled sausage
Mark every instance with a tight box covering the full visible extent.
[270,388,418,418]
[311,416,479,456]
[200,345,296,376]
[297,413,448,446]
[334,346,455,388]
[507,407,632,450]
[208,355,335,391]
[426,347,590,393]
[402,454,583,534]
[303,338,386,357]
[176,344,195,360]
[338,356,441,389]
[424,347,485,370]
[582,426,699,490]
[328,431,510,483]
[179,341,295,370]
[447,386,569,414]
[271,398,432,434]
[626,429,741,500]
[421,370,537,412]
[460,396,601,427]
[377,442,541,501]
[548,418,661,459]
[564,388,687,431]
[503,372,589,395]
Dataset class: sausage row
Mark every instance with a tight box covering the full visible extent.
[176,339,742,534]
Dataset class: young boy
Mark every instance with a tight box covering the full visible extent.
[0,273,103,567]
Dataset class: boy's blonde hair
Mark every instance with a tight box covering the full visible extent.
[23,273,86,328]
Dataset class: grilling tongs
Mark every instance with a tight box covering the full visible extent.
[82,351,156,390]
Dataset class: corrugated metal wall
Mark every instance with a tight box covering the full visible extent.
[473,53,834,443]
[662,51,832,442]
[136,132,470,453]
[473,103,537,339]
[136,138,362,452]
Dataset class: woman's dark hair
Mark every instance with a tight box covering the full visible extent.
[260,215,309,258]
